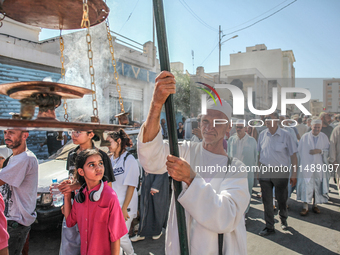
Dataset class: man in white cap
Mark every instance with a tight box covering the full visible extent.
[0,128,38,255]
[137,71,249,255]
[227,119,257,215]
[297,119,330,216]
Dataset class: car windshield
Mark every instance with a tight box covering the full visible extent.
[48,128,140,160]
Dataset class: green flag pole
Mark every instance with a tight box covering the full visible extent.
[152,0,189,254]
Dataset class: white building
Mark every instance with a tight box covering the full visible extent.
[0,17,159,158]
[323,79,340,113]
[222,44,295,82]
[190,44,296,118]
[310,99,323,116]
[292,91,311,114]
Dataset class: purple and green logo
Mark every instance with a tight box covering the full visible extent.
[196,82,222,106]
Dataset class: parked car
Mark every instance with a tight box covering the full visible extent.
[33,128,140,230]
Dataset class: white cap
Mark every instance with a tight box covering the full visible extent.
[235,119,246,126]
[311,119,322,125]
[206,99,232,120]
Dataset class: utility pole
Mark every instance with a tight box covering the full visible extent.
[153,1,189,254]
[192,50,194,74]
[218,26,238,84]
[152,8,155,67]
[218,25,221,84]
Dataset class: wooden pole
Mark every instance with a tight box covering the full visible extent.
[152,0,189,254]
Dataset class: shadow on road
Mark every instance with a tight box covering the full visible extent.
[246,207,339,255]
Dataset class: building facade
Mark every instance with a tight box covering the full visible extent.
[323,79,340,113]
[0,18,158,158]
[190,44,296,118]
[310,99,323,116]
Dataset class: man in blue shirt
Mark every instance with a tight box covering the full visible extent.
[257,112,298,236]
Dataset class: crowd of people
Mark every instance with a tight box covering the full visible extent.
[187,109,339,236]
[0,70,338,254]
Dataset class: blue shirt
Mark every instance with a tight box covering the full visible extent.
[257,127,297,167]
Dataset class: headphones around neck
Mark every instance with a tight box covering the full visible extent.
[74,180,104,203]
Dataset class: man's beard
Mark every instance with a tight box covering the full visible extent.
[5,138,22,149]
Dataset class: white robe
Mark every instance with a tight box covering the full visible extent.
[227,134,257,213]
[297,131,330,204]
[137,125,249,255]
[227,134,257,167]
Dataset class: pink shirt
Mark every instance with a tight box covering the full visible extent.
[66,182,127,255]
[0,194,9,250]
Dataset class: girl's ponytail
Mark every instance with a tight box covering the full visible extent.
[108,129,132,158]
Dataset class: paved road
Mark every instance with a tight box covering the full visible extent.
[29,180,340,255]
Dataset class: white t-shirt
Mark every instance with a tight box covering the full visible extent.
[110,151,139,218]
[0,150,38,226]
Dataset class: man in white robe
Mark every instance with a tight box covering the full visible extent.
[296,117,308,139]
[227,120,257,214]
[137,71,249,255]
[329,124,340,197]
[297,119,330,216]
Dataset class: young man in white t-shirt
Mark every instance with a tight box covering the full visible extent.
[0,129,38,255]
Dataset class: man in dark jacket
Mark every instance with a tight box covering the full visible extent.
[130,172,169,242]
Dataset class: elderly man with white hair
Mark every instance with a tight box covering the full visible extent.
[257,112,298,236]
[297,119,330,216]
[137,71,249,255]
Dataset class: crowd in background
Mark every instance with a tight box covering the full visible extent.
[0,108,339,254]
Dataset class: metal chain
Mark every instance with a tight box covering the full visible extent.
[59,33,69,122]
[0,13,5,28]
[105,19,125,113]
[59,35,66,79]
[81,0,99,118]
[63,100,69,122]
[80,0,90,29]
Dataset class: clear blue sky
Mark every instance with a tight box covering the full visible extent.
[40,0,340,100]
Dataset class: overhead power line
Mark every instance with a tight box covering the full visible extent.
[119,0,141,33]
[178,0,218,32]
[224,0,298,36]
[224,0,290,32]
[200,42,219,66]
[199,0,297,67]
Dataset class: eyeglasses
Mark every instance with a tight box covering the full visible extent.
[68,131,90,137]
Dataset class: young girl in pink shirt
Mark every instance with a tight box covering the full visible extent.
[63,149,127,255]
